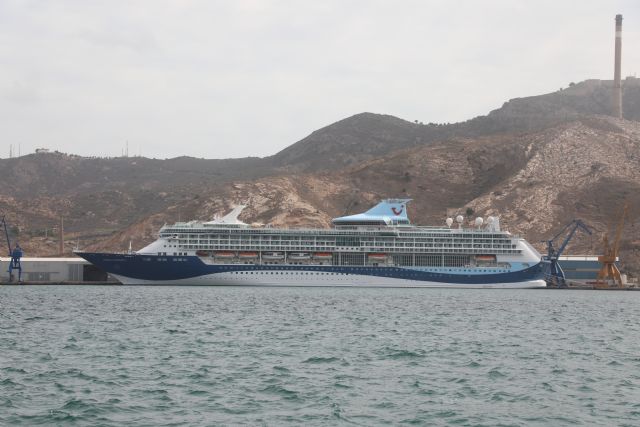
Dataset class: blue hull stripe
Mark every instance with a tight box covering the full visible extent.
[78,253,544,285]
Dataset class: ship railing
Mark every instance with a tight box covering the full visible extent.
[161,223,518,235]
[169,234,517,242]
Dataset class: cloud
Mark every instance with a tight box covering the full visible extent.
[0,0,637,159]
[2,80,40,106]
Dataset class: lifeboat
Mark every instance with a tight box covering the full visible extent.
[289,252,310,260]
[196,250,210,257]
[239,251,258,259]
[476,255,496,264]
[262,252,284,260]
[214,251,236,258]
[313,252,333,259]
[367,253,388,259]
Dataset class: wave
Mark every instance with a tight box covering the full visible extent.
[259,384,299,400]
[302,356,340,364]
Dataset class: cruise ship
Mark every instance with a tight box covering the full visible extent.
[76,199,546,288]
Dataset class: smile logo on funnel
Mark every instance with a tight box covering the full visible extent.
[391,206,404,216]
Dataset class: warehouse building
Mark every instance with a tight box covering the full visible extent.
[558,255,624,285]
[0,257,109,282]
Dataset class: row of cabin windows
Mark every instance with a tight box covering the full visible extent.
[176,238,515,248]
[175,246,521,255]
[176,242,518,251]
[176,235,513,243]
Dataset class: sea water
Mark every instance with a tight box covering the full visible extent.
[1,286,639,426]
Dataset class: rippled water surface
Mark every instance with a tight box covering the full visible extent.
[1,286,640,426]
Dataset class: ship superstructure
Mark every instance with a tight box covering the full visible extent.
[76,199,545,288]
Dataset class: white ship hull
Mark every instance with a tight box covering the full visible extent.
[112,272,546,288]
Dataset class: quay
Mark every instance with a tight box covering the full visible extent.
[1,281,120,286]
[546,281,640,291]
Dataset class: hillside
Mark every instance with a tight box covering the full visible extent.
[2,78,640,275]
[89,117,640,276]
[0,154,272,198]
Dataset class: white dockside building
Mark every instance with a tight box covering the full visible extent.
[0,257,108,282]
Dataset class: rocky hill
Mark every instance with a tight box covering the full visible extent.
[74,115,640,274]
[0,154,273,198]
[268,77,640,172]
[2,79,640,275]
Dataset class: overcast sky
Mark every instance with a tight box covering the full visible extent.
[1,0,638,159]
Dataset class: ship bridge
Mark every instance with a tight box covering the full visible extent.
[332,199,412,227]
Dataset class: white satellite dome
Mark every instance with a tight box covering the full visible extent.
[456,215,464,223]
[446,217,453,227]
[487,216,495,224]
[475,217,484,227]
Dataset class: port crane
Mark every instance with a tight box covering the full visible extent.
[543,219,592,287]
[595,202,629,288]
[1,215,22,282]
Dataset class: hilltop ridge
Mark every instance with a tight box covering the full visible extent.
[267,78,640,172]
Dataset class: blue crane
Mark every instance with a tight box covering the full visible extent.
[543,219,592,287]
[1,215,22,282]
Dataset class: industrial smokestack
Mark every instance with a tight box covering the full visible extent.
[613,14,623,119]
[59,216,64,256]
